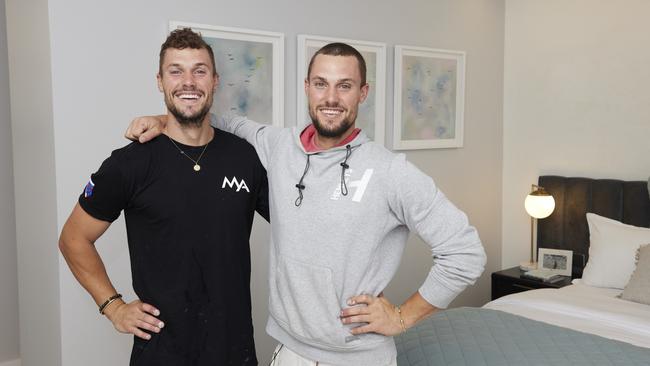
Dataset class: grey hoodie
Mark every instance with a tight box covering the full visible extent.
[212,115,486,365]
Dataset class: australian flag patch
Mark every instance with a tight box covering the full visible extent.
[84,178,95,198]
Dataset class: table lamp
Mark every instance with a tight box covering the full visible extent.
[520,184,555,271]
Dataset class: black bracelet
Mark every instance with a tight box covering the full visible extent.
[99,293,122,315]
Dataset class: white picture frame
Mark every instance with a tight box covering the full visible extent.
[393,45,465,150]
[297,35,386,145]
[538,248,573,276]
[170,21,285,127]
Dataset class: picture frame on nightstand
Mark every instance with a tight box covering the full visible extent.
[538,248,573,276]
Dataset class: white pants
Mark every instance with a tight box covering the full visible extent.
[269,344,397,366]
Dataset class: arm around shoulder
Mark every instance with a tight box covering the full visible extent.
[211,113,285,168]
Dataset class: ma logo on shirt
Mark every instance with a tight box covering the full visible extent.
[221,176,250,193]
[330,169,373,202]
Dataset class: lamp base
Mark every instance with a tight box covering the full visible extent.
[519,261,537,271]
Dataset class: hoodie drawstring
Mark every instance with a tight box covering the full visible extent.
[294,145,353,206]
[294,154,311,206]
[340,145,352,196]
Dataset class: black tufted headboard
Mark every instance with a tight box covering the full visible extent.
[537,176,650,277]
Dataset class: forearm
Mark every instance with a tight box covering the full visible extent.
[211,113,264,140]
[59,205,163,339]
[399,291,438,329]
[210,113,279,169]
[59,235,119,307]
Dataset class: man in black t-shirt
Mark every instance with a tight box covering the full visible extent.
[59,28,268,365]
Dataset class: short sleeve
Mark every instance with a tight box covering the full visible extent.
[78,152,129,223]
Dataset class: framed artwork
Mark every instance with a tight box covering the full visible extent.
[393,45,465,150]
[538,248,573,276]
[170,21,284,127]
[297,35,386,144]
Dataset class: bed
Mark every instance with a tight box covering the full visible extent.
[395,176,650,365]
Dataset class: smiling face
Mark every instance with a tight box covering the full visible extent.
[305,54,369,139]
[157,47,219,127]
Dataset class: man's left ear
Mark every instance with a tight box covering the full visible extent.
[213,73,220,90]
[156,73,163,92]
[359,82,370,103]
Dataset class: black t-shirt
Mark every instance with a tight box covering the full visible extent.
[79,128,268,366]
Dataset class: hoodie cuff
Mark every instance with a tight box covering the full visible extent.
[418,281,459,309]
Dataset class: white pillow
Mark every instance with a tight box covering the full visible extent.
[582,213,650,289]
[620,244,650,305]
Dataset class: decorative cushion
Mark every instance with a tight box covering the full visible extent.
[581,213,650,289]
[620,244,650,305]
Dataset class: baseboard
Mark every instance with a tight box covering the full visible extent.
[0,359,20,366]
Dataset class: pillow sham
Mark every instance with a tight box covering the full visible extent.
[620,244,650,305]
[581,213,650,289]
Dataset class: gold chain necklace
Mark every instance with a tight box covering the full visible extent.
[168,136,210,172]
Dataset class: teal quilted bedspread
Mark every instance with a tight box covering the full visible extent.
[395,307,650,366]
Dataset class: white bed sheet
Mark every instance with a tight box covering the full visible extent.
[484,280,650,348]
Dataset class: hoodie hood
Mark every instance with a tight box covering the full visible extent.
[293,124,370,155]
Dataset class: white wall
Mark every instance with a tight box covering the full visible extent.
[0,360,21,366]
[502,0,650,268]
[6,0,62,365]
[0,0,20,363]
[7,0,504,364]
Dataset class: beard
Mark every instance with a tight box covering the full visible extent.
[309,103,356,138]
[164,89,213,127]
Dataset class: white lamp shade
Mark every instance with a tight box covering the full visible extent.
[525,194,555,219]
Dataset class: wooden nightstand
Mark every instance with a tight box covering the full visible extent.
[491,266,572,300]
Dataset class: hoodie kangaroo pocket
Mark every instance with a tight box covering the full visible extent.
[269,256,349,348]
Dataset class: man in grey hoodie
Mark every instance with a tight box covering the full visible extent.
[126,42,486,366]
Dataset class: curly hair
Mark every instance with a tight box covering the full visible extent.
[159,28,216,75]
